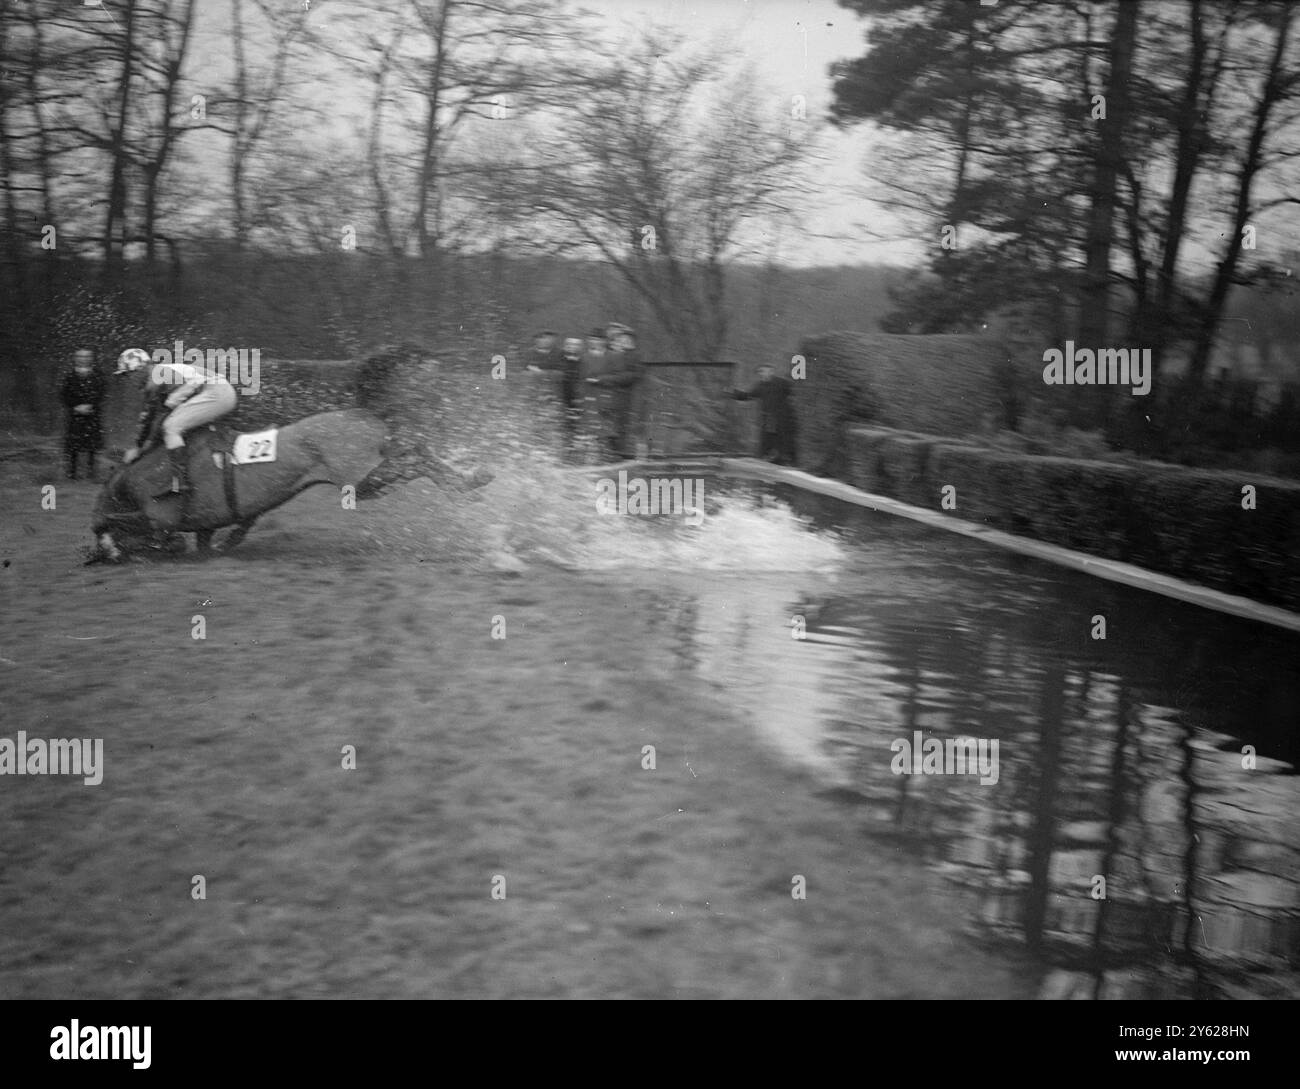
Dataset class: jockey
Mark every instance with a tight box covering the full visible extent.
[118,349,238,498]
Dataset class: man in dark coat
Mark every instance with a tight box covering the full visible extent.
[587,326,644,459]
[579,327,608,380]
[730,363,798,465]
[555,337,586,449]
[60,348,106,480]
[528,330,560,370]
[527,335,586,454]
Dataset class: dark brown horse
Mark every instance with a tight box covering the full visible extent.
[88,408,491,562]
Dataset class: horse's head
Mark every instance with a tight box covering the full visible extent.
[355,343,443,429]
[87,469,153,563]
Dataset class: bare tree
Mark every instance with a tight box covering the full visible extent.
[325,0,593,262]
[99,0,139,280]
[41,0,200,285]
[1078,0,1138,346]
[519,29,813,359]
[134,0,198,285]
[1187,3,1299,382]
[219,0,310,256]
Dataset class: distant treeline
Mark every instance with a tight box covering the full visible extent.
[0,249,900,427]
[4,248,1298,478]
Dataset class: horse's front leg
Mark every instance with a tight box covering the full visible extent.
[355,452,492,499]
[354,461,402,500]
[217,516,259,552]
[194,529,215,555]
[421,452,494,491]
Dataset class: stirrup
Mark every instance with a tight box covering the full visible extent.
[152,477,188,499]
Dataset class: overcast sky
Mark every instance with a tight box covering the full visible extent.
[93,0,1299,272]
[613,0,907,265]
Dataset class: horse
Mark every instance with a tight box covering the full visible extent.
[87,408,492,562]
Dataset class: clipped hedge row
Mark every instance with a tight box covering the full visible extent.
[845,426,1300,611]
[796,330,1064,473]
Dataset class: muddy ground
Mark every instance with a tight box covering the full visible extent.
[0,454,1035,998]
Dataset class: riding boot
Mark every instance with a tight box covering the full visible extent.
[152,446,191,500]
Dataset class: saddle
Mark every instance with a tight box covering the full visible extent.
[148,423,239,469]
[135,423,244,521]
[202,421,238,451]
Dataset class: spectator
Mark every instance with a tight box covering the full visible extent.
[528,334,586,454]
[730,363,798,465]
[556,336,586,449]
[580,327,608,377]
[60,349,106,480]
[575,329,607,453]
[528,330,560,370]
[587,326,645,459]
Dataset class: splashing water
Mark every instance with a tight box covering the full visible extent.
[356,453,845,574]
[340,367,846,574]
[572,486,847,572]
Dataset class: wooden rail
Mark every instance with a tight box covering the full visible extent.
[570,455,1300,633]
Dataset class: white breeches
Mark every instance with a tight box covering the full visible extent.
[162,384,238,449]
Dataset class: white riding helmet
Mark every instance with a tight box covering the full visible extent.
[115,348,150,374]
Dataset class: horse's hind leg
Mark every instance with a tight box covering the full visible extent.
[218,516,259,552]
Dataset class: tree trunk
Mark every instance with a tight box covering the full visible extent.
[103,0,138,284]
[140,0,197,288]
[1146,0,1210,368]
[1078,0,1138,347]
[231,0,250,253]
[413,2,449,260]
[0,11,26,317]
[24,6,59,307]
[1187,6,1293,384]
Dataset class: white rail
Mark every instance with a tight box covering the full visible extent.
[569,455,1300,633]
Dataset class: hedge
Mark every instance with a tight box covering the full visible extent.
[845,426,1300,611]
[794,330,1062,473]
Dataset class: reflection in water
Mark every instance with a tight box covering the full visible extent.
[635,487,1299,1000]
